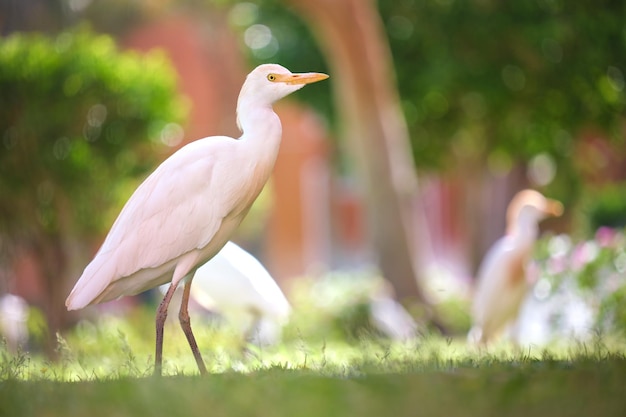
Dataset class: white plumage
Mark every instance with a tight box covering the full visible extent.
[370,295,417,341]
[185,241,290,346]
[0,294,28,353]
[65,64,328,374]
[468,189,563,345]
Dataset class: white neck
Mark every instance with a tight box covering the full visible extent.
[237,96,278,131]
[508,214,540,250]
[235,100,283,180]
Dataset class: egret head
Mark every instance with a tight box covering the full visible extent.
[506,189,563,234]
[238,64,329,106]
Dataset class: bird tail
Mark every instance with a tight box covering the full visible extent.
[66,254,116,310]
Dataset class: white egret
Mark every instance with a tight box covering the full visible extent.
[369,281,417,341]
[468,189,563,345]
[66,64,328,375]
[0,293,29,353]
[165,241,290,347]
[370,295,417,341]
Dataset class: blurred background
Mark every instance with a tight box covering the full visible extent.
[0,0,625,355]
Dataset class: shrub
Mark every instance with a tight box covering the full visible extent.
[0,27,186,346]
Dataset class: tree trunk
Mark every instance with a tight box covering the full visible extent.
[285,0,430,306]
[31,233,68,357]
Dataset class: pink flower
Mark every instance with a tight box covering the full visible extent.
[570,241,599,272]
[547,255,567,275]
[595,226,617,247]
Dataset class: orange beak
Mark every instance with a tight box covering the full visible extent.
[545,199,564,217]
[275,72,329,85]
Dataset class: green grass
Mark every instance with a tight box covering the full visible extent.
[1,303,626,416]
[1,351,625,417]
[5,234,626,416]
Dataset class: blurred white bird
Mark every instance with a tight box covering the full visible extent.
[66,64,328,375]
[0,293,28,353]
[369,281,417,341]
[165,241,290,347]
[370,296,417,341]
[468,189,563,345]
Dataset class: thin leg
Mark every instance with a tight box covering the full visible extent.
[154,282,179,376]
[243,311,263,345]
[241,312,263,360]
[179,278,207,375]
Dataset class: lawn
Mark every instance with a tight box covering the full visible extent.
[2,357,625,417]
[1,302,625,417]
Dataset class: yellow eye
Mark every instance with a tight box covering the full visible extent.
[267,74,276,82]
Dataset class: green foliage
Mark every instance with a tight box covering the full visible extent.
[586,182,626,230]
[233,0,626,166]
[379,0,626,173]
[231,0,625,204]
[599,286,626,337]
[0,28,185,236]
